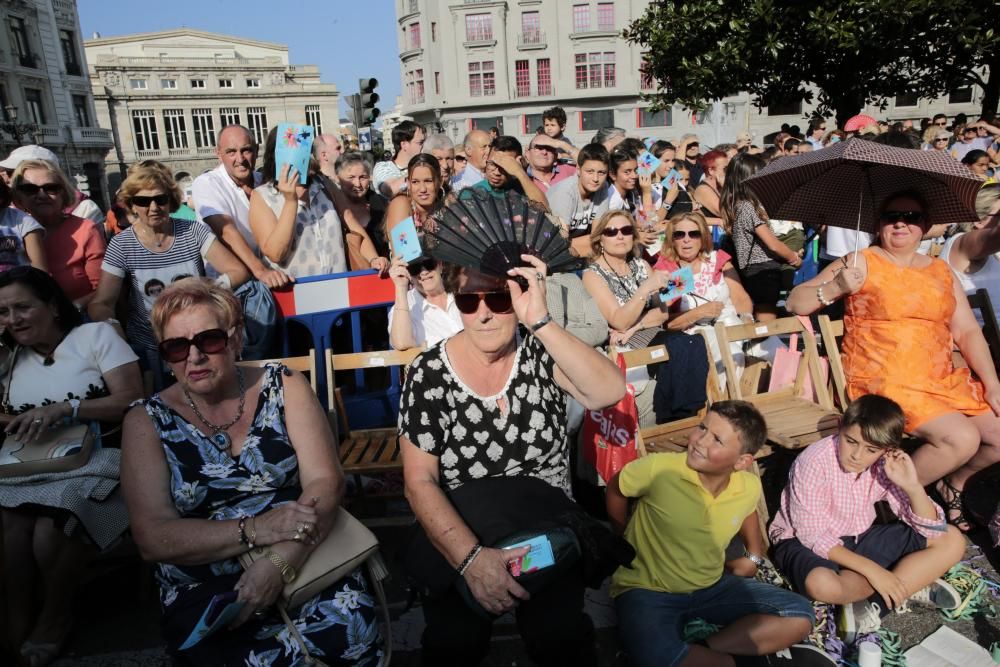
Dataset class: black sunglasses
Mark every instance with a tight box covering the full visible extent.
[672,229,702,240]
[454,291,514,315]
[880,210,926,224]
[455,156,468,162]
[687,142,700,149]
[16,182,63,197]
[158,328,231,363]
[132,194,171,208]
[602,225,635,238]
[407,258,439,276]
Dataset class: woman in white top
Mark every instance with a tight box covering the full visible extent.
[941,184,1000,327]
[655,212,754,390]
[249,127,387,279]
[387,255,462,350]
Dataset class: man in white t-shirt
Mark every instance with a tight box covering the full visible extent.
[192,124,285,359]
[950,121,999,161]
[372,120,425,198]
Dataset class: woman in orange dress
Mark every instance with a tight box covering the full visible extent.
[788,190,1000,530]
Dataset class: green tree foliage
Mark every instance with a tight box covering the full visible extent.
[625,0,1000,126]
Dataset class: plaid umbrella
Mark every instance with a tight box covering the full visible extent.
[746,138,982,233]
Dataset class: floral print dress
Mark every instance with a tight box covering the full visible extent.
[139,363,382,666]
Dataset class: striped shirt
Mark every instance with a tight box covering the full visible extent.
[101,218,215,352]
[769,435,947,558]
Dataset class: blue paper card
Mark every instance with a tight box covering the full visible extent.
[179,592,245,650]
[275,123,315,185]
[636,150,660,177]
[664,168,682,189]
[506,535,556,576]
[391,216,423,263]
[643,137,655,150]
[660,265,695,302]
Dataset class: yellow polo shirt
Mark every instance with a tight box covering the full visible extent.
[610,452,761,596]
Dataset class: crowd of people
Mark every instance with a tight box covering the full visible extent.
[0,102,996,666]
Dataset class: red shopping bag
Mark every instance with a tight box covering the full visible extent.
[582,353,640,483]
[768,315,829,401]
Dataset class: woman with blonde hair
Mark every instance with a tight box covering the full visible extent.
[12,159,104,306]
[655,211,753,389]
[88,161,248,369]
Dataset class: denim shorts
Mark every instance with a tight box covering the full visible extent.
[771,522,928,595]
[614,574,814,667]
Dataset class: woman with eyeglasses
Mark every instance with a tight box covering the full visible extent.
[0,267,142,667]
[11,159,105,307]
[655,212,753,390]
[120,278,382,665]
[387,255,462,351]
[88,161,249,370]
[0,177,46,273]
[398,255,625,665]
[788,190,1000,533]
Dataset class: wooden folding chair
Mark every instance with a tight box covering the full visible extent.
[237,350,319,394]
[325,348,423,477]
[606,343,669,458]
[816,316,847,410]
[714,317,840,449]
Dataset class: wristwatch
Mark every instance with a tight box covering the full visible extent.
[265,551,298,583]
[68,398,81,421]
[744,550,766,568]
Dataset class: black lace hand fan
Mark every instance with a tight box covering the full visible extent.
[424,188,583,280]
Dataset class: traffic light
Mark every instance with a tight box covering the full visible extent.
[359,78,380,127]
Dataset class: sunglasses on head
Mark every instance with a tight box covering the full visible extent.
[16,182,63,197]
[132,194,170,208]
[672,229,702,241]
[158,328,232,363]
[454,291,513,315]
[407,258,439,276]
[880,210,926,224]
[602,225,635,238]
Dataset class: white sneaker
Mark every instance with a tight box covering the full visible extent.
[768,643,838,666]
[838,600,882,644]
[908,578,961,610]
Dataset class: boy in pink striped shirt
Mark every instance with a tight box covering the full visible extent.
[769,394,966,641]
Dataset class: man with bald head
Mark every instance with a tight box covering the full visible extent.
[314,133,343,185]
[451,129,492,192]
[192,124,286,358]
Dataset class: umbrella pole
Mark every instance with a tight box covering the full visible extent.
[853,189,863,267]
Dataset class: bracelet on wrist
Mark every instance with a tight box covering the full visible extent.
[238,516,249,547]
[529,313,553,334]
[817,282,834,307]
[457,543,484,575]
[248,515,258,549]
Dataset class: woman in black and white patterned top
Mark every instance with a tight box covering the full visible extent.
[399,256,624,664]
[719,153,802,321]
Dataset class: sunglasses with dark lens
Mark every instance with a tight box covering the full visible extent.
[407,258,439,276]
[687,142,700,149]
[158,328,231,363]
[934,137,949,142]
[132,194,171,208]
[672,229,703,241]
[602,225,635,238]
[880,210,926,224]
[454,291,514,315]
[455,156,468,162]
[934,121,948,126]
[16,182,63,197]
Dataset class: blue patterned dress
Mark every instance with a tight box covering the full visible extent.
[139,363,382,666]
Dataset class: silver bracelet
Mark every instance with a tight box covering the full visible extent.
[457,544,483,576]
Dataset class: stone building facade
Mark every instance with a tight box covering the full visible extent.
[85,29,338,193]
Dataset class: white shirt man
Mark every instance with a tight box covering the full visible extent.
[373,121,425,197]
[451,129,491,192]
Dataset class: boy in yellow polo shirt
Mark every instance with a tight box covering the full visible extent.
[607,401,828,667]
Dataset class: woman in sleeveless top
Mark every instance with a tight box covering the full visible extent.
[788,191,1000,531]
[121,279,382,665]
[940,184,1000,327]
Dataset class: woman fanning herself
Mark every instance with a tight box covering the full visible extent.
[787,191,1000,531]
[120,279,383,665]
[400,255,625,666]
[0,268,142,667]
[720,153,802,321]
[387,255,462,350]
[656,212,753,390]
[384,154,444,243]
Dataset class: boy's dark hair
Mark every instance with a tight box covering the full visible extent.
[708,400,767,455]
[542,106,567,128]
[577,143,610,167]
[841,394,905,450]
[491,135,523,156]
[392,120,421,154]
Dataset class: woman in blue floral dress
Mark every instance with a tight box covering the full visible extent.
[121,278,382,666]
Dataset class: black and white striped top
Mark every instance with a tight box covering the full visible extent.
[101,218,215,352]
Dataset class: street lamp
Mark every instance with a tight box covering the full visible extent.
[1,104,40,146]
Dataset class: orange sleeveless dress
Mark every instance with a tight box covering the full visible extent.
[843,248,990,432]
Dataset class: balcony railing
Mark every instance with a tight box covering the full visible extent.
[70,127,113,146]
[168,147,190,156]
[517,31,546,49]
[137,148,162,159]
